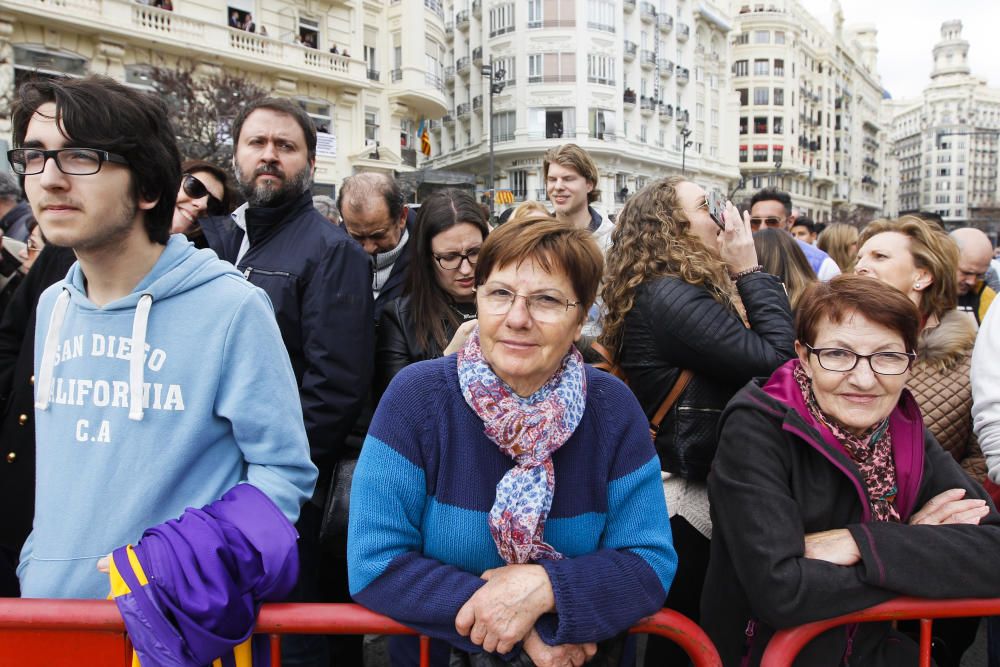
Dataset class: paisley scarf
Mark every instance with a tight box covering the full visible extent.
[457,327,587,563]
[794,363,900,522]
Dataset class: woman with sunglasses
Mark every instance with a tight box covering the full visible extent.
[374,189,489,401]
[600,176,796,666]
[171,160,231,249]
[702,275,1000,666]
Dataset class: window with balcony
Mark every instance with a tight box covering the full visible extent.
[754,116,768,134]
[754,30,769,43]
[509,170,528,200]
[738,88,748,106]
[733,60,748,77]
[490,4,516,37]
[492,111,516,142]
[495,56,516,86]
[528,53,575,83]
[589,108,616,140]
[588,54,615,85]
[753,59,769,76]
[774,59,784,76]
[774,87,784,105]
[734,32,749,45]
[739,116,748,134]
[773,146,783,163]
[527,0,542,27]
[298,16,320,49]
[773,116,783,134]
[754,87,769,105]
[588,0,616,32]
[528,107,575,138]
[364,44,378,81]
[753,146,768,161]
[739,145,748,162]
[775,31,785,44]
[528,0,575,28]
[297,98,334,135]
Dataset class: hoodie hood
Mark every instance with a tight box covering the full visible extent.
[35,235,242,421]
[733,359,926,520]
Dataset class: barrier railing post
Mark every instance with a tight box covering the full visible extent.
[919,618,933,667]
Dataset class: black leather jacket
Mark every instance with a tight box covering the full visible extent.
[619,271,795,479]
[375,295,475,401]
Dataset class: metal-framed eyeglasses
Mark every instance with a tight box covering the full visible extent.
[433,247,480,270]
[477,286,581,323]
[7,148,130,176]
[805,344,915,376]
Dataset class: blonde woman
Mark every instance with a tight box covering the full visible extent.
[817,222,860,273]
[600,176,795,666]
[753,227,818,312]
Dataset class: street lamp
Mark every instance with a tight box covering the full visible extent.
[678,119,693,175]
[481,56,506,219]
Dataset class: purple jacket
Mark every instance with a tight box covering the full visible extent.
[110,483,299,667]
[702,359,1000,666]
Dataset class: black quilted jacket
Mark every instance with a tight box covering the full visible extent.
[619,271,795,479]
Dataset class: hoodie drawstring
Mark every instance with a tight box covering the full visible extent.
[34,289,153,422]
[129,294,153,421]
[34,288,72,412]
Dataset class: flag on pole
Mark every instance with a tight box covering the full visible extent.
[420,120,432,157]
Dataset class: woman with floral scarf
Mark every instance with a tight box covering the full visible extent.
[348,216,676,666]
[702,274,1000,666]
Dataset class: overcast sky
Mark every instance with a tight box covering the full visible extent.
[796,0,1000,100]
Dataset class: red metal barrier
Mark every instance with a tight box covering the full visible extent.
[760,597,1000,667]
[0,599,721,667]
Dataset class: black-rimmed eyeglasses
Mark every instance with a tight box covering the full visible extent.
[805,344,915,376]
[182,173,224,215]
[433,248,480,270]
[7,148,130,176]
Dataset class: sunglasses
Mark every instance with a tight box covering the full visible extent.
[182,173,224,215]
[749,216,783,228]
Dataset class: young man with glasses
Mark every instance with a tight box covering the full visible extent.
[749,188,840,280]
[7,76,316,599]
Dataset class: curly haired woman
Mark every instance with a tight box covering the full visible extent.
[600,176,796,665]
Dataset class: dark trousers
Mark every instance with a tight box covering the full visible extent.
[0,545,20,598]
[280,502,362,667]
[644,516,710,667]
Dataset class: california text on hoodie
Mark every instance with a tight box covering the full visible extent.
[18,235,317,599]
[702,360,1000,666]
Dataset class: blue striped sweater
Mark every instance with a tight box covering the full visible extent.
[347,355,677,662]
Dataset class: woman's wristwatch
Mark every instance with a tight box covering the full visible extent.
[730,265,764,281]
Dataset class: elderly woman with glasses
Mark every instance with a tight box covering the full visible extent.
[170,159,231,249]
[702,274,1000,666]
[349,216,676,667]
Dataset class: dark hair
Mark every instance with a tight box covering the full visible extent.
[791,217,816,234]
[796,274,921,355]
[181,159,234,214]
[230,97,317,161]
[750,187,792,216]
[476,213,603,324]
[406,189,489,350]
[753,228,817,311]
[337,172,405,222]
[12,75,181,244]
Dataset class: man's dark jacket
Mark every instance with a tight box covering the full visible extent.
[203,191,374,479]
[0,245,76,595]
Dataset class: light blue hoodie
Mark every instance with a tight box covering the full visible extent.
[19,235,317,599]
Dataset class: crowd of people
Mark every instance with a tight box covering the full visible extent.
[2,74,1000,667]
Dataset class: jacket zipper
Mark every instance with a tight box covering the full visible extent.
[740,618,758,667]
[242,267,293,280]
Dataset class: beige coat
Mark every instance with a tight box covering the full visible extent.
[908,310,986,483]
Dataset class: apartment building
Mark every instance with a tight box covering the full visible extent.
[729,0,887,223]
[0,0,450,193]
[884,21,1000,230]
[422,0,741,213]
